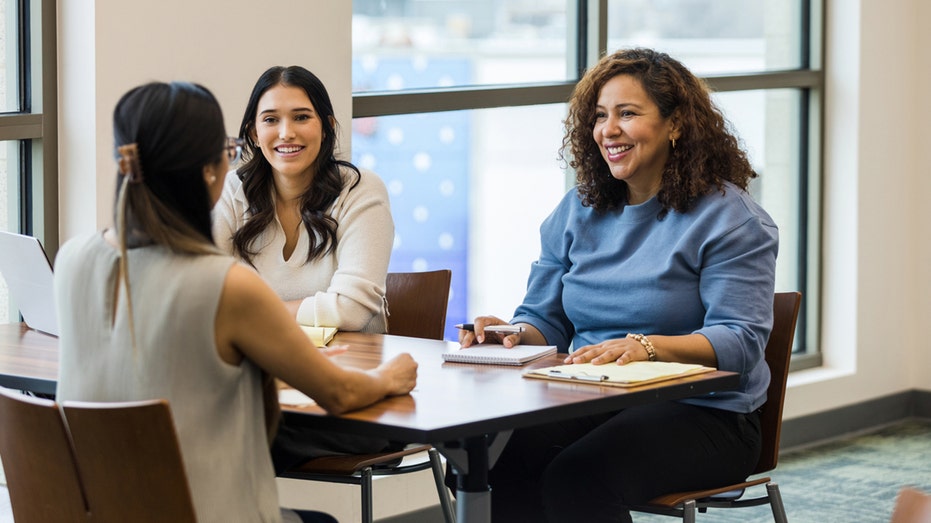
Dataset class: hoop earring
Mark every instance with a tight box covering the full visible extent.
[671,137,677,149]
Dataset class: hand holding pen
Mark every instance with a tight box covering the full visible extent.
[455,316,525,348]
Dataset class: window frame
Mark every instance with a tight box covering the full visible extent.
[0,0,58,256]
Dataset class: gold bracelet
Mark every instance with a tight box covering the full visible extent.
[626,333,657,361]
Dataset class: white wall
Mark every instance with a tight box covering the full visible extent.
[56,0,929,448]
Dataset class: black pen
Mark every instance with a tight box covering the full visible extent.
[455,323,525,334]
[547,369,608,382]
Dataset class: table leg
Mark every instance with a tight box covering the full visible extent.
[437,431,512,523]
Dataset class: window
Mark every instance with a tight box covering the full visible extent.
[352,0,822,368]
[0,0,57,325]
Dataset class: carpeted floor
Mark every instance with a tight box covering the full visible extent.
[1,418,929,522]
[630,418,931,523]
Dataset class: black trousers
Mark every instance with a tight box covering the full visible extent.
[271,418,400,474]
[447,401,761,523]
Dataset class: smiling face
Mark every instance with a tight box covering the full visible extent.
[593,74,676,204]
[252,84,325,186]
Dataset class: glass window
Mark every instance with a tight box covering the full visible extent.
[352,105,568,340]
[0,143,23,326]
[0,0,22,112]
[353,0,571,92]
[607,0,804,74]
[714,89,803,299]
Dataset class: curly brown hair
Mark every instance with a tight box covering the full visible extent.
[561,48,756,214]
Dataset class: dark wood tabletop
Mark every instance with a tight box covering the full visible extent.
[281,331,740,443]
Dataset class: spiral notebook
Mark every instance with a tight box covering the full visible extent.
[442,344,557,366]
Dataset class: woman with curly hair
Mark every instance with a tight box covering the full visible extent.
[455,48,778,522]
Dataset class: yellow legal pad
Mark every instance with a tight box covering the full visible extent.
[523,361,715,387]
[300,325,338,346]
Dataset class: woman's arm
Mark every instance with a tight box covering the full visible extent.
[295,169,393,331]
[214,264,417,415]
[566,333,717,366]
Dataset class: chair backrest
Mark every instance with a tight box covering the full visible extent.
[890,487,931,523]
[0,387,88,522]
[62,399,196,522]
[754,291,802,474]
[385,269,452,340]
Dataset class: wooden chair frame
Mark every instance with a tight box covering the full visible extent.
[626,291,802,523]
[0,388,195,523]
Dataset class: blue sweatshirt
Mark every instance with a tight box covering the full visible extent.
[511,182,778,413]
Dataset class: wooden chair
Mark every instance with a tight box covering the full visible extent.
[0,387,196,523]
[385,269,453,339]
[626,291,802,523]
[0,387,88,522]
[280,269,455,523]
[62,399,196,522]
[890,487,931,523]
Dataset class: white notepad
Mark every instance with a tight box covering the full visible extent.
[442,344,557,366]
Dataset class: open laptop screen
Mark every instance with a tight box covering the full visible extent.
[0,231,59,337]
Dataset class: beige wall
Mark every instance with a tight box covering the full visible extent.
[915,2,931,391]
[784,0,930,418]
[57,1,930,419]
[59,1,352,238]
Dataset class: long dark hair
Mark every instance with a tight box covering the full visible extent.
[562,48,756,214]
[232,65,361,265]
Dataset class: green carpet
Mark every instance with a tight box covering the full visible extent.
[632,418,931,523]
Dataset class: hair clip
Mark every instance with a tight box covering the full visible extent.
[117,143,144,184]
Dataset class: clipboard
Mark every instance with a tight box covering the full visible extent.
[523,361,715,387]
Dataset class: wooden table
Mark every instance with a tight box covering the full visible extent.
[0,324,740,522]
[0,323,57,395]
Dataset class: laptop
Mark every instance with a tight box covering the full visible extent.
[0,231,59,337]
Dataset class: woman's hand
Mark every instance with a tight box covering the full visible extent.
[565,337,649,365]
[372,353,418,396]
[459,316,523,348]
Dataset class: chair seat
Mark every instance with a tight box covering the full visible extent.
[289,444,434,476]
[647,476,771,507]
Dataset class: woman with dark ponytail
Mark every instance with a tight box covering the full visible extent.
[54,81,417,523]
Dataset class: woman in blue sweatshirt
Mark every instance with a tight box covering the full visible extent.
[458,48,778,522]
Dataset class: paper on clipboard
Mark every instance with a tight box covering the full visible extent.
[523,361,715,387]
